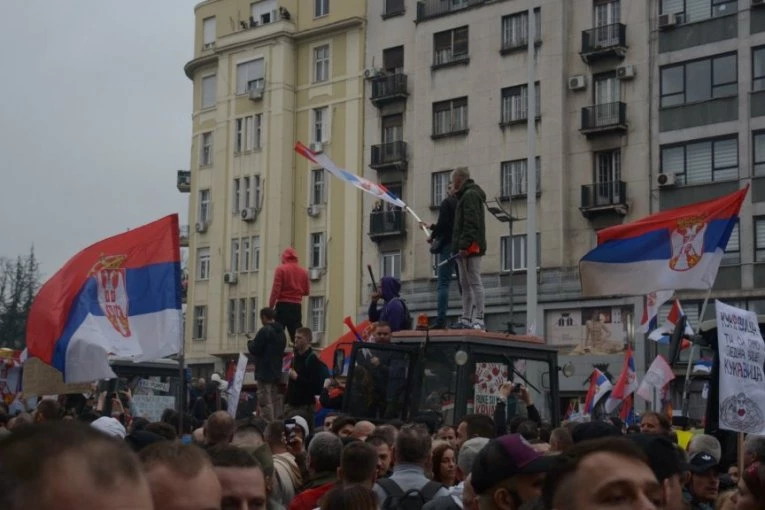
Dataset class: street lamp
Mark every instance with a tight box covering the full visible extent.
[485,197,522,334]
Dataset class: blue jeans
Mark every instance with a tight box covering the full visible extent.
[437,243,453,324]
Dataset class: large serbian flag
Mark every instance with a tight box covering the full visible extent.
[580,187,747,297]
[26,215,183,383]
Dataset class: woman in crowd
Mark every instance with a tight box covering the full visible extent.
[431,442,457,487]
[733,460,765,510]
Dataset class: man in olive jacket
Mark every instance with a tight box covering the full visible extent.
[451,167,487,330]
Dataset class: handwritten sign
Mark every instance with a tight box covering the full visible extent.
[716,300,765,434]
[22,358,93,396]
[132,395,176,422]
[228,353,248,418]
[137,378,171,394]
[473,363,508,416]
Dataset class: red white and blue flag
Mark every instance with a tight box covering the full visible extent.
[640,291,673,333]
[605,346,638,413]
[584,369,613,413]
[647,299,695,345]
[580,187,748,296]
[26,216,183,383]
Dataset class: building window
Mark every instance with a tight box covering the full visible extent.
[433,26,469,66]
[253,175,262,209]
[659,0,738,24]
[228,299,236,335]
[310,232,325,269]
[381,251,401,279]
[754,47,765,92]
[235,119,244,153]
[313,45,330,83]
[238,298,247,334]
[313,107,328,143]
[755,217,765,262]
[315,0,329,17]
[232,178,241,213]
[193,306,207,339]
[252,114,262,149]
[309,297,325,336]
[311,169,326,205]
[722,222,740,265]
[754,132,765,176]
[197,247,211,280]
[660,53,737,108]
[431,171,451,207]
[231,239,240,272]
[243,176,251,209]
[595,149,621,185]
[251,0,277,24]
[501,157,541,198]
[249,297,258,333]
[200,132,213,166]
[500,234,541,272]
[660,137,738,185]
[501,83,540,125]
[201,75,216,109]
[501,8,541,51]
[203,17,216,46]
[252,236,261,271]
[236,115,262,154]
[198,189,211,223]
[242,237,251,272]
[433,97,468,137]
[236,58,265,95]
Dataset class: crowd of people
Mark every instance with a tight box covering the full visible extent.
[2,390,765,510]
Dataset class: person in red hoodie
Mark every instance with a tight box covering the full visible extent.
[270,247,310,343]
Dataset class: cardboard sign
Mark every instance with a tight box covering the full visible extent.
[132,395,176,422]
[137,378,171,394]
[473,363,508,416]
[22,358,93,396]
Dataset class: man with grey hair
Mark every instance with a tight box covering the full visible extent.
[424,437,490,509]
[743,434,765,467]
[451,166,487,330]
[288,431,342,510]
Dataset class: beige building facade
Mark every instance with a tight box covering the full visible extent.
[181,0,365,373]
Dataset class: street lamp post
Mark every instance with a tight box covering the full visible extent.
[486,198,521,333]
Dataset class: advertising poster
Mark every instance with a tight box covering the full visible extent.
[545,306,634,356]
[473,363,508,416]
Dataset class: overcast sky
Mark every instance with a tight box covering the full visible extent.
[0,1,196,279]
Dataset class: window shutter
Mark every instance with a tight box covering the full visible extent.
[685,141,712,184]
[713,138,738,180]
[661,0,683,15]
[757,220,765,250]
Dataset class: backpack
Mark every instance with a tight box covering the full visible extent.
[378,479,444,510]
[391,298,413,330]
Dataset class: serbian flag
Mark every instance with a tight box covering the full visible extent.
[640,291,673,333]
[584,369,612,413]
[605,346,638,413]
[636,355,676,402]
[26,216,183,383]
[580,186,748,296]
[647,299,695,345]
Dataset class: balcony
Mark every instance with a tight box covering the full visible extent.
[416,0,486,22]
[369,209,405,241]
[177,170,191,192]
[580,23,627,63]
[580,181,628,218]
[370,141,408,172]
[370,73,408,107]
[581,102,627,137]
[180,224,189,247]
[383,0,405,18]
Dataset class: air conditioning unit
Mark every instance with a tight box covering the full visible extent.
[249,86,264,101]
[754,0,765,6]
[224,272,238,284]
[657,173,677,187]
[658,12,680,29]
[241,208,257,222]
[617,64,635,80]
[363,67,382,79]
[309,268,322,281]
[310,142,324,153]
[203,42,215,50]
[568,75,586,91]
[307,204,321,217]
[195,221,208,233]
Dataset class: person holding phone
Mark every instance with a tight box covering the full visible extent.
[493,383,541,436]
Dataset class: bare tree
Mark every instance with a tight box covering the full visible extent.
[0,248,41,349]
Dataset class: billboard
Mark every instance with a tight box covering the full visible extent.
[545,305,634,356]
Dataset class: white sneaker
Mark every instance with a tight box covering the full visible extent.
[472,319,485,330]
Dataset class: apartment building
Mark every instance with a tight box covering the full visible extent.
[180,0,365,374]
[361,0,654,414]
[650,0,765,416]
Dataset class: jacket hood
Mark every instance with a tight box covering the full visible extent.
[281,247,299,264]
[380,276,401,301]
[458,179,486,201]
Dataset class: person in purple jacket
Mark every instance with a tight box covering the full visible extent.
[368,276,407,332]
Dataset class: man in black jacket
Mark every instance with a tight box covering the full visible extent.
[422,183,458,329]
[248,307,286,421]
[285,327,322,425]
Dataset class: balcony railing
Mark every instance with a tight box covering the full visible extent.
[177,170,191,192]
[371,73,408,106]
[371,141,408,171]
[383,0,405,17]
[416,0,487,21]
[369,209,405,240]
[581,102,627,135]
[581,181,628,217]
[180,224,190,247]
[581,23,627,62]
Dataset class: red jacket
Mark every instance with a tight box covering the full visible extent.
[269,247,310,308]
[287,482,335,510]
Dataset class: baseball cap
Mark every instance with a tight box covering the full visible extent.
[291,415,310,438]
[458,437,491,475]
[627,434,686,481]
[688,451,719,473]
[471,434,553,494]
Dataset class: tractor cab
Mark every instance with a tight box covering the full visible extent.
[336,330,560,428]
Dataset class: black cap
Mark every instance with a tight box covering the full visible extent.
[627,434,686,481]
[571,421,622,443]
[688,451,719,473]
[471,434,553,494]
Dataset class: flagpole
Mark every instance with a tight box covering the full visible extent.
[680,286,712,420]
[406,206,431,237]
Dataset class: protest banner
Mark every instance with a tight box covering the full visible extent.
[22,357,93,396]
[472,363,508,415]
[716,300,765,434]
[132,395,176,422]
[137,378,171,394]
[228,353,248,418]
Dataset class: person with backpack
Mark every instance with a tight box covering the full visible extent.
[368,276,411,332]
[285,327,327,426]
[247,307,287,422]
[373,424,450,510]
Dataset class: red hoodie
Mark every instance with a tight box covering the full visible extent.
[269,247,310,308]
